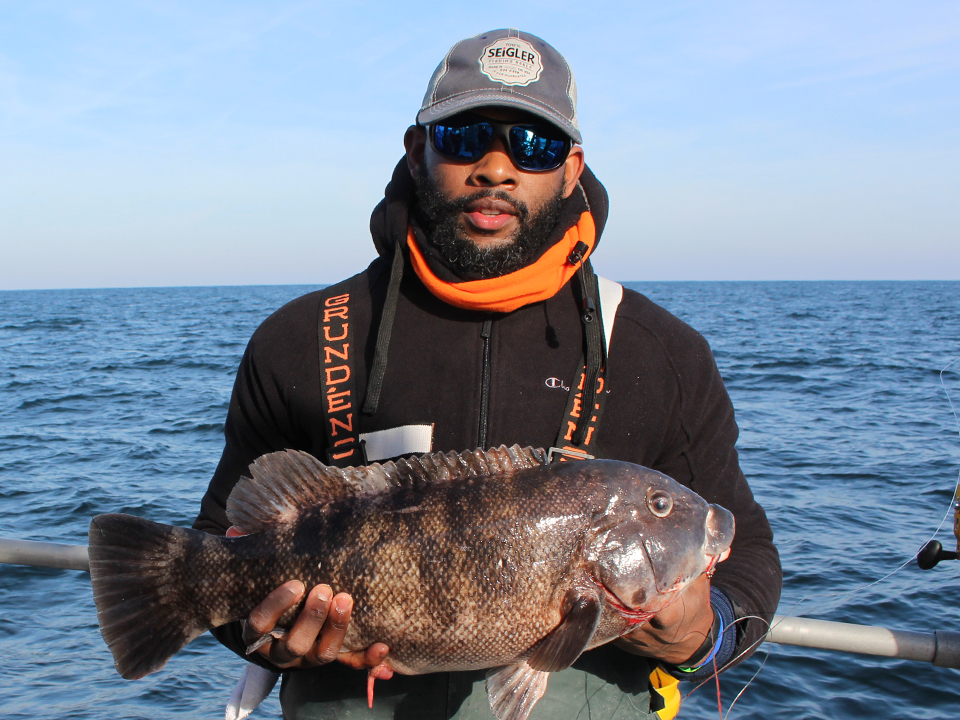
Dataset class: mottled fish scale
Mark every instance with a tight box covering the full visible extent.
[222,456,587,671]
[336,467,592,671]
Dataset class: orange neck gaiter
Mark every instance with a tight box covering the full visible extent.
[407,211,596,313]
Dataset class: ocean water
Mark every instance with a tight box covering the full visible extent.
[1,281,959,719]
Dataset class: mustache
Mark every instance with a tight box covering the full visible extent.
[444,189,529,220]
[413,162,529,225]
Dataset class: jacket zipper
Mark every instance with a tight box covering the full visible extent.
[478,317,493,449]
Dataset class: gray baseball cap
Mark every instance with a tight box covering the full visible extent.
[417,29,581,144]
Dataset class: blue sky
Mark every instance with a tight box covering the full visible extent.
[1,1,958,288]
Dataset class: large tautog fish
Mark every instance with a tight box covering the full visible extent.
[89,445,734,720]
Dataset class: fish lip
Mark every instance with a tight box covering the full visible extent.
[658,553,723,595]
[703,552,722,576]
[705,505,735,556]
[465,198,517,215]
[593,577,655,625]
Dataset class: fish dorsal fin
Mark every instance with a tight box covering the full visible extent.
[389,444,546,487]
[226,445,546,532]
[226,449,357,532]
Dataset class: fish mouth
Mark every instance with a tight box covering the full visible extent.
[595,579,655,627]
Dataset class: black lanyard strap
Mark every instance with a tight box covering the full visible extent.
[317,281,366,467]
[553,260,609,459]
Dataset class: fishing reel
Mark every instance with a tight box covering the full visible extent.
[917,540,959,570]
[918,497,960,570]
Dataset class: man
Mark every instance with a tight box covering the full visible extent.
[195,29,781,720]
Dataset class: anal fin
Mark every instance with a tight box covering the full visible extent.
[225,664,280,720]
[486,662,550,720]
[526,591,601,672]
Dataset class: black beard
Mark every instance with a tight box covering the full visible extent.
[414,165,566,280]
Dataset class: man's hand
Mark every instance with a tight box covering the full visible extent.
[242,580,390,671]
[614,573,714,665]
[227,527,392,674]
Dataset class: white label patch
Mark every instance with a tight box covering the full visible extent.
[360,424,433,462]
[478,37,543,87]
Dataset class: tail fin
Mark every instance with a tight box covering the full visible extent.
[88,513,209,679]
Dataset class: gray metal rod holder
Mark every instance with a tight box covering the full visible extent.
[767,614,960,668]
[0,538,90,572]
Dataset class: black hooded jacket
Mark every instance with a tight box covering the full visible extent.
[195,159,781,682]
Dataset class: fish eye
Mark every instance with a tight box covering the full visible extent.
[646,489,673,518]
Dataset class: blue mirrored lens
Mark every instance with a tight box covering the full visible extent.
[432,123,493,161]
[509,126,568,170]
[431,120,570,171]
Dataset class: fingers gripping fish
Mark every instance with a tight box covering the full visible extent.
[88,445,734,720]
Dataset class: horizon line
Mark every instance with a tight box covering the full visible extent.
[3,278,960,293]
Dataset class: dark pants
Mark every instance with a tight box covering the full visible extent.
[279,645,657,720]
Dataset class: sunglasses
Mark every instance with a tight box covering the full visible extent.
[429,115,572,172]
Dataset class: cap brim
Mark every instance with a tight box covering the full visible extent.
[417,90,582,144]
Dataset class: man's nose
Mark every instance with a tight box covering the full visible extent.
[467,136,517,188]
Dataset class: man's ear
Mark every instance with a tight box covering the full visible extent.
[561,145,586,199]
[404,125,427,180]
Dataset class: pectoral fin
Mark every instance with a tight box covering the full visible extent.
[526,591,601,672]
[486,662,550,720]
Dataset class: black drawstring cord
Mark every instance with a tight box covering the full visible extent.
[543,301,560,348]
[568,241,596,325]
[362,244,405,416]
[566,242,604,446]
